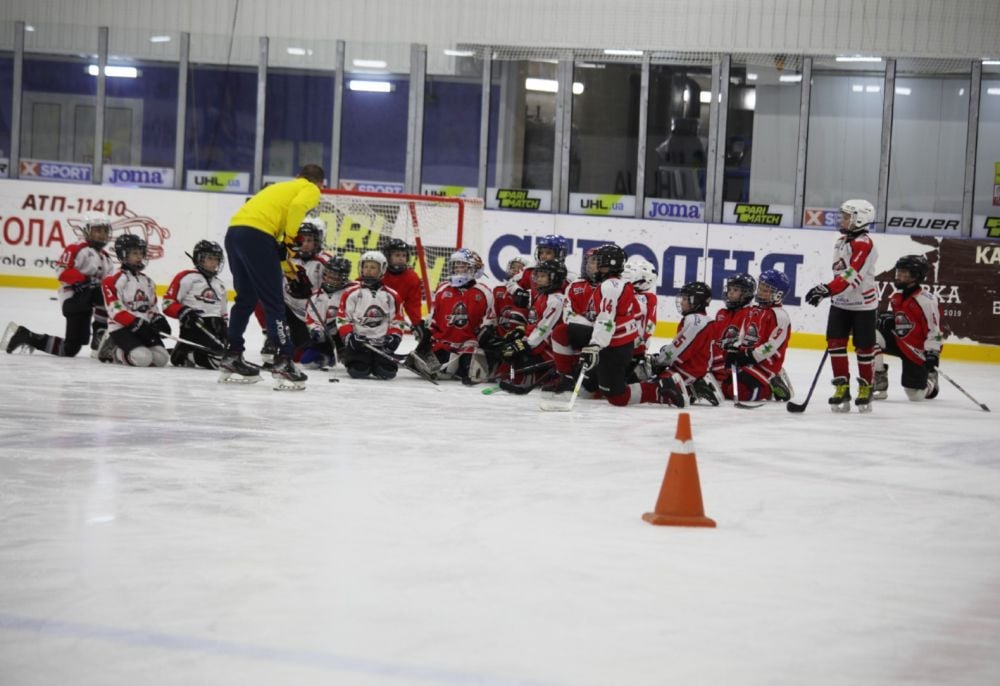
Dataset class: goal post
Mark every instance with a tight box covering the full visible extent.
[315,189,485,304]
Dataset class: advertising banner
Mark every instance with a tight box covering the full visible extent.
[974,214,1000,239]
[421,184,478,198]
[802,207,841,230]
[884,210,962,235]
[185,171,250,193]
[486,187,552,212]
[723,201,796,227]
[339,179,405,194]
[103,165,175,189]
[644,197,705,223]
[19,158,93,184]
[568,193,635,217]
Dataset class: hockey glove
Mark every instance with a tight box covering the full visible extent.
[309,328,325,344]
[382,333,402,352]
[130,318,160,346]
[286,267,313,299]
[511,288,530,309]
[805,283,830,307]
[877,311,896,336]
[725,348,755,368]
[580,344,601,371]
[923,350,939,372]
[504,326,526,342]
[150,314,171,335]
[501,337,529,360]
[178,307,202,327]
[347,333,369,352]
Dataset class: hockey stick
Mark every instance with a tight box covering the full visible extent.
[938,369,991,412]
[482,359,557,395]
[304,296,341,382]
[361,340,442,387]
[538,362,589,412]
[192,318,226,349]
[163,333,223,358]
[787,349,830,414]
[731,364,766,409]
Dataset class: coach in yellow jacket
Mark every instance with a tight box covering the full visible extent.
[223,164,324,377]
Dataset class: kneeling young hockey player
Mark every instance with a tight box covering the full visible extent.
[337,251,405,380]
[301,254,352,369]
[162,240,228,369]
[650,281,720,405]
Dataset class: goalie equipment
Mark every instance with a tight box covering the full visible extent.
[191,240,224,277]
[359,250,388,287]
[531,259,568,295]
[294,217,325,258]
[676,281,711,315]
[755,269,789,306]
[592,243,627,280]
[893,254,929,290]
[381,238,412,274]
[623,257,657,293]
[724,273,756,309]
[839,198,876,235]
[534,234,568,262]
[448,248,483,287]
[114,234,148,272]
[82,213,112,248]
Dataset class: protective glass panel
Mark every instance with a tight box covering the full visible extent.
[973,65,1000,238]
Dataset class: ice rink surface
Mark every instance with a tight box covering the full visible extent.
[1,286,999,686]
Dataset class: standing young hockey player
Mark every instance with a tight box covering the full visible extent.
[337,251,405,380]
[301,255,352,369]
[873,254,944,401]
[380,238,425,332]
[162,240,228,368]
[101,234,171,367]
[417,249,497,383]
[3,214,115,358]
[222,164,323,388]
[804,198,880,412]
[650,281,720,405]
[722,269,793,402]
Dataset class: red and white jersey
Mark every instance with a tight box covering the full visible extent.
[656,311,715,383]
[162,270,228,320]
[563,278,597,328]
[102,270,164,332]
[55,241,115,303]
[493,280,530,338]
[382,268,424,327]
[710,305,753,374]
[526,291,565,349]
[829,233,878,311]
[284,253,330,322]
[888,286,944,364]
[336,282,404,340]
[428,281,496,353]
[588,277,640,349]
[738,305,792,384]
[634,291,658,353]
[305,285,349,336]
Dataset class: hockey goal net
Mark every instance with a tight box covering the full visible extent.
[316,189,485,302]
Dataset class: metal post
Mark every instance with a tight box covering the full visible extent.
[405,43,427,194]
[634,53,650,218]
[705,55,730,224]
[553,51,573,214]
[93,27,108,184]
[961,60,982,238]
[252,36,268,192]
[477,46,492,200]
[793,57,813,228]
[875,58,896,233]
[9,21,25,178]
[330,40,345,189]
[173,32,190,190]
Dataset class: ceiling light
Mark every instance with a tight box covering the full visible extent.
[852,84,864,92]
[746,73,758,81]
[836,55,882,63]
[524,78,584,94]
[603,49,643,56]
[87,65,138,78]
[286,47,313,56]
[779,74,802,83]
[981,59,1000,66]
[353,59,387,69]
[25,25,35,32]
[699,91,712,104]
[149,35,171,43]
[895,86,911,95]
[349,80,392,93]
[443,49,475,57]
[987,88,1000,96]
[865,85,881,93]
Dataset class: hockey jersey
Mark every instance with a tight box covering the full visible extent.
[888,286,944,365]
[55,241,115,303]
[588,277,640,349]
[428,281,496,353]
[656,310,715,383]
[563,278,597,327]
[828,232,879,311]
[102,270,164,332]
[382,268,424,328]
[305,285,349,337]
[493,280,530,338]
[735,304,792,386]
[284,253,330,322]
[525,291,565,350]
[634,291,658,355]
[162,270,228,320]
[336,283,404,340]
[710,305,753,378]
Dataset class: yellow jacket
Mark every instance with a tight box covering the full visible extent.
[229,178,321,244]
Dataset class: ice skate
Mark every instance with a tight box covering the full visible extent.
[3,323,36,354]
[829,377,851,413]
[404,350,441,379]
[657,372,689,408]
[690,376,723,406]
[926,370,939,400]
[271,354,307,391]
[873,364,889,400]
[92,328,117,363]
[218,350,262,384]
[855,378,873,413]
[769,368,794,402]
[260,339,277,369]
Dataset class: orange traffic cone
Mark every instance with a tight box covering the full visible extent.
[642,412,716,527]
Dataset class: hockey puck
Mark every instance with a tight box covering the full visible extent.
[328,377,339,383]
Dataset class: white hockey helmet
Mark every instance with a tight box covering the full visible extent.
[506,253,534,278]
[359,250,388,286]
[839,198,875,234]
[623,257,657,292]
[449,248,484,287]
[82,212,112,247]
